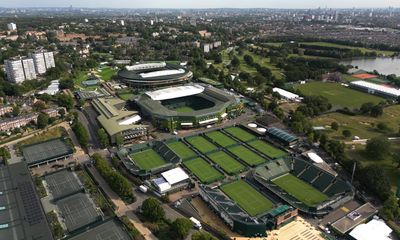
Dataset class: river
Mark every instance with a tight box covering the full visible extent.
[340,57,400,76]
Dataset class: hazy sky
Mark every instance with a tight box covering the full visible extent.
[1,0,399,9]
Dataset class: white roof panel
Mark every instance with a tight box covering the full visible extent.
[145,84,205,101]
[272,87,301,100]
[161,167,189,185]
[140,69,185,79]
[349,219,392,240]
[125,62,166,71]
[307,152,324,164]
[118,115,141,125]
[351,80,400,97]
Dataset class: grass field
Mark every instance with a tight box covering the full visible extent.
[221,180,275,216]
[183,158,223,183]
[130,149,166,171]
[174,106,194,113]
[186,136,218,154]
[166,141,197,160]
[73,71,89,89]
[247,140,287,159]
[227,145,267,166]
[300,42,395,56]
[98,67,118,81]
[295,82,384,108]
[224,127,256,142]
[205,131,237,147]
[207,151,245,175]
[273,174,329,207]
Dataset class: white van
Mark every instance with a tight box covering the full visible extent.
[190,217,202,230]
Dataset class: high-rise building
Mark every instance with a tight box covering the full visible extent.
[29,52,47,74]
[5,58,25,83]
[21,58,37,80]
[43,51,55,69]
[7,23,17,31]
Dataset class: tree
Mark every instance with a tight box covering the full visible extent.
[141,198,165,222]
[366,137,391,160]
[37,113,49,129]
[370,104,383,117]
[358,164,391,200]
[56,94,74,110]
[0,147,11,161]
[72,122,89,148]
[331,122,339,131]
[171,218,193,239]
[115,133,124,147]
[381,194,400,221]
[192,232,218,240]
[342,130,352,138]
[392,153,400,168]
[231,56,240,68]
[12,105,20,116]
[97,128,110,148]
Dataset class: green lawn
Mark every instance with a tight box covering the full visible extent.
[98,67,118,81]
[221,180,275,216]
[224,127,256,142]
[175,106,194,113]
[300,42,395,56]
[73,71,89,88]
[130,149,166,171]
[166,141,197,160]
[273,174,329,207]
[207,151,245,175]
[186,136,218,154]
[227,145,267,166]
[295,82,384,108]
[118,92,135,101]
[205,131,237,147]
[247,140,287,159]
[183,158,223,184]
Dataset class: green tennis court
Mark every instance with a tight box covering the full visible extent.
[186,136,218,154]
[183,158,223,184]
[207,151,245,175]
[227,145,266,166]
[205,131,237,147]
[224,127,256,142]
[130,149,166,170]
[166,141,196,160]
[248,140,287,159]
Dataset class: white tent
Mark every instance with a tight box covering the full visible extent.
[349,219,392,240]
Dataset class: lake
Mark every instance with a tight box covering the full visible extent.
[340,57,400,76]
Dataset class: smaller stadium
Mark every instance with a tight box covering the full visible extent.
[136,84,243,131]
[118,62,193,89]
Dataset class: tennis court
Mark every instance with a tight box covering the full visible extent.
[130,149,166,170]
[45,170,83,200]
[247,140,287,159]
[166,141,197,160]
[22,138,73,166]
[272,173,329,207]
[205,131,237,147]
[207,151,245,175]
[221,180,275,216]
[186,136,218,154]
[183,157,223,184]
[69,219,131,240]
[224,127,256,142]
[227,145,267,166]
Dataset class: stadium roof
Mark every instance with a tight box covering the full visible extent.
[350,80,400,97]
[307,152,324,164]
[22,138,73,166]
[140,69,186,79]
[145,84,205,101]
[349,219,392,240]
[125,62,166,71]
[267,127,298,143]
[161,167,189,185]
[272,87,301,100]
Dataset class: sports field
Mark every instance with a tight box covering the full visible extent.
[207,151,245,175]
[224,127,256,142]
[186,136,218,154]
[130,149,166,171]
[248,140,287,159]
[183,158,223,184]
[205,131,237,147]
[227,145,266,166]
[272,174,329,207]
[221,180,275,216]
[295,82,384,108]
[166,141,197,160]
[175,106,194,113]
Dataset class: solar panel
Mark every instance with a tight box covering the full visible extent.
[18,181,44,226]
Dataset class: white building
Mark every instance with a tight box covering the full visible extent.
[21,58,37,80]
[151,167,190,195]
[43,51,55,69]
[350,80,400,99]
[203,44,211,53]
[272,87,303,102]
[120,20,125,26]
[7,23,17,31]
[29,52,47,74]
[349,219,392,240]
[5,59,26,83]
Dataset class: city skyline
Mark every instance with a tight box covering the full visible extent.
[1,0,400,9]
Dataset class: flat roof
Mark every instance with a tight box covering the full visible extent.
[349,219,392,240]
[140,69,185,79]
[267,127,298,143]
[272,87,301,99]
[69,219,131,240]
[125,62,166,71]
[331,202,377,234]
[145,84,205,101]
[44,169,83,200]
[161,167,189,185]
[22,138,74,166]
[351,80,400,97]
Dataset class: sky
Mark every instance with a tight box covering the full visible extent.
[1,0,400,9]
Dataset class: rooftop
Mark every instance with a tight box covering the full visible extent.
[350,80,400,97]
[44,169,83,201]
[145,84,205,101]
[140,69,186,79]
[22,138,74,166]
[161,167,189,185]
[349,219,392,240]
[331,202,377,234]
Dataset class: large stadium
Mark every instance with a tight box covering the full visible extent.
[118,62,193,89]
[135,84,243,131]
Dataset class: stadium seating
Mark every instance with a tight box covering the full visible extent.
[292,160,308,176]
[313,173,335,191]
[324,180,351,196]
[299,167,321,183]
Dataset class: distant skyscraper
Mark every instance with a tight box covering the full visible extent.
[120,20,125,26]
[5,57,36,83]
[43,51,55,69]
[29,52,47,74]
[7,23,17,31]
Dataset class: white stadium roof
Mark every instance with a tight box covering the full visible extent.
[145,84,205,101]
[307,152,324,164]
[118,115,141,125]
[349,219,392,240]
[272,87,302,100]
[139,69,185,78]
[351,80,400,97]
[125,62,166,71]
[161,167,189,185]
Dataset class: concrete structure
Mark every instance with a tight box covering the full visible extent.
[5,58,28,83]
[21,57,37,80]
[7,22,17,31]
[151,167,190,195]
[43,51,55,69]
[38,80,60,95]
[350,80,400,99]
[349,219,392,240]
[29,51,47,74]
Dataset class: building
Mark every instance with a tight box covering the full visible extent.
[38,80,60,95]
[118,62,193,89]
[43,51,56,69]
[0,162,54,240]
[21,57,37,80]
[29,51,47,74]
[265,127,299,147]
[0,113,38,131]
[92,97,148,144]
[272,87,303,102]
[0,106,13,116]
[7,22,17,31]
[5,58,28,83]
[349,219,392,240]
[350,80,400,99]
[150,167,190,195]
[203,43,211,53]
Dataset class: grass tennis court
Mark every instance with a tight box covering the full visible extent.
[186,136,218,154]
[221,180,275,216]
[272,173,329,207]
[207,151,245,175]
[224,127,256,142]
[227,145,266,166]
[248,140,287,159]
[205,131,237,147]
[130,149,167,171]
[175,106,195,113]
[183,158,223,184]
[166,141,197,160]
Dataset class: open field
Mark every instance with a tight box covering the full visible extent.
[166,141,197,160]
[221,180,275,216]
[183,158,223,184]
[207,151,245,175]
[130,149,166,170]
[224,127,256,142]
[300,42,396,56]
[248,140,287,159]
[227,145,267,166]
[186,136,218,154]
[73,71,89,89]
[295,82,384,108]
[273,174,329,207]
[205,131,237,147]
[98,67,118,81]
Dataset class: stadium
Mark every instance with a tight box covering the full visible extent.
[252,157,354,216]
[135,84,243,131]
[118,62,193,89]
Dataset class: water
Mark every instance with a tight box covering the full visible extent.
[340,57,400,76]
